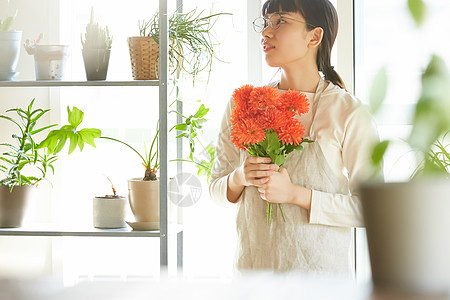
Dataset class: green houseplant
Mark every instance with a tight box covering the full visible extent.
[169,100,214,182]
[81,7,113,80]
[128,6,230,81]
[101,127,160,227]
[360,0,450,294]
[0,9,21,80]
[0,100,100,227]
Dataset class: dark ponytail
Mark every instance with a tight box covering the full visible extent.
[262,0,347,90]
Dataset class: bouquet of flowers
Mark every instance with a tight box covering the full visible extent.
[230,84,312,225]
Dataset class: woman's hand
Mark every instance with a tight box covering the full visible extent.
[236,156,279,187]
[226,156,279,203]
[256,166,312,210]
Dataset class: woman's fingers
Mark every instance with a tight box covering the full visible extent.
[241,156,278,186]
[253,177,270,186]
[248,156,272,164]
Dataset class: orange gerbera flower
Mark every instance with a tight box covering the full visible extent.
[232,84,254,108]
[256,107,287,130]
[231,117,265,149]
[229,83,311,226]
[248,86,279,113]
[278,89,310,115]
[275,119,305,145]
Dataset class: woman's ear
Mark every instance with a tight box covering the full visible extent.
[307,27,324,48]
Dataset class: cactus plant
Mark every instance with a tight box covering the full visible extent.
[81,7,112,50]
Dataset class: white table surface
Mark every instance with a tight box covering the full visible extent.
[0,272,448,300]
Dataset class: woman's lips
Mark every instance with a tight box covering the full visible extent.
[262,43,275,53]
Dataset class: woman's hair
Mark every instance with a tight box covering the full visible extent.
[262,0,346,90]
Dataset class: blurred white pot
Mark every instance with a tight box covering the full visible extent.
[360,178,450,294]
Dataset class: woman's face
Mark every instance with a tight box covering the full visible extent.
[260,12,314,68]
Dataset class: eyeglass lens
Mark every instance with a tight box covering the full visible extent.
[252,14,282,33]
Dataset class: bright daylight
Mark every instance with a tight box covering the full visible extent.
[1,0,450,299]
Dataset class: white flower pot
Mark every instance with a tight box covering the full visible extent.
[360,178,450,294]
[0,30,22,80]
[93,196,127,229]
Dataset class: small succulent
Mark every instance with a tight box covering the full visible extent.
[0,10,17,31]
[81,7,112,50]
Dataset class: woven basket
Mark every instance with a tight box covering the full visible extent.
[128,36,159,80]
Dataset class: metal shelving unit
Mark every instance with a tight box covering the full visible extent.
[0,80,159,87]
[0,0,181,273]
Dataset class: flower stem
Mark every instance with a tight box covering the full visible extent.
[279,204,287,223]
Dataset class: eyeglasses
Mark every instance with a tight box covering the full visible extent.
[252,12,316,33]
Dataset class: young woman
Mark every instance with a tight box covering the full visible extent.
[208,0,380,275]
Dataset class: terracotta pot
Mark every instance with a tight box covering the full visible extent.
[128,178,159,223]
[93,196,127,229]
[360,178,450,294]
[0,185,36,228]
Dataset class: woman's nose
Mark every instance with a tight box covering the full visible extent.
[262,25,274,38]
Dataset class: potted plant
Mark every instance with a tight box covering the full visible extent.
[99,122,160,229]
[24,34,70,80]
[0,100,100,227]
[93,177,127,229]
[360,0,450,294]
[81,7,113,81]
[128,7,230,81]
[0,10,21,81]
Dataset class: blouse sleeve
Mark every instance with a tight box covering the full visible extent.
[308,105,382,228]
[208,97,243,207]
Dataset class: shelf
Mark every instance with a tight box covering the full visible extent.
[0,80,159,87]
[0,223,183,238]
[0,225,160,237]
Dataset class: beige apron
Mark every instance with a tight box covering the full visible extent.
[235,78,352,275]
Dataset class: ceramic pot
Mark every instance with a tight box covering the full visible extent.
[82,49,111,81]
[0,185,35,228]
[128,178,159,223]
[360,178,450,294]
[93,196,127,229]
[25,45,69,80]
[0,30,22,80]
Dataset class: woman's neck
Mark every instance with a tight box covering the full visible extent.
[278,63,321,93]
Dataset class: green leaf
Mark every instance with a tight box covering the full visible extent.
[0,115,24,134]
[176,133,189,138]
[371,140,390,166]
[274,155,285,166]
[68,133,79,154]
[408,55,450,152]
[67,106,84,128]
[31,124,58,135]
[53,135,69,154]
[17,161,28,171]
[0,16,14,31]
[0,157,13,165]
[78,128,101,148]
[369,67,388,114]
[194,104,209,118]
[408,0,427,27]
[175,123,187,131]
